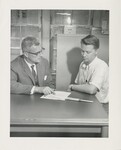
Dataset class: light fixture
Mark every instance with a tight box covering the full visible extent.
[56,13,71,16]
[67,16,71,25]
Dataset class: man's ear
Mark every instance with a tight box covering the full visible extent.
[23,51,28,58]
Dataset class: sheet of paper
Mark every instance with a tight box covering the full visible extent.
[40,91,71,101]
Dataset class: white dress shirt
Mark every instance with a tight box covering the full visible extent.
[75,57,109,103]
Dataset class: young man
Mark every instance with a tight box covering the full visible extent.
[11,36,55,95]
[68,35,109,103]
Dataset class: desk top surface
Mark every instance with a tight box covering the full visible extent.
[11,91,108,126]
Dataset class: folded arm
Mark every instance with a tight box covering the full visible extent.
[68,83,98,95]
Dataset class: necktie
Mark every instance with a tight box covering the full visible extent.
[31,65,38,86]
[78,63,89,83]
[82,64,89,82]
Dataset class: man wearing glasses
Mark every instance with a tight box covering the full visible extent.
[11,36,55,95]
[68,35,109,104]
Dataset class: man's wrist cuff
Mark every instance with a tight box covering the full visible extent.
[30,86,35,94]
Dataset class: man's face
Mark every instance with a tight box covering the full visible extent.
[81,43,97,65]
[25,45,43,64]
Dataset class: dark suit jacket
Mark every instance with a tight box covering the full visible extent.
[11,55,54,94]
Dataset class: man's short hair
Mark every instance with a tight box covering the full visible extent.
[21,36,40,52]
[81,35,99,50]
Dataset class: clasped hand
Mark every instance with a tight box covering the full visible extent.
[67,84,74,92]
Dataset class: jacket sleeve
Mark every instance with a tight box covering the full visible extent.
[11,68,33,94]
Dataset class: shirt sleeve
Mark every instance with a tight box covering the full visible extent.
[75,72,79,84]
[89,64,108,91]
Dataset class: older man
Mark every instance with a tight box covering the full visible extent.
[68,35,109,103]
[11,36,55,95]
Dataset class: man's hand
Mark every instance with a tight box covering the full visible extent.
[67,84,74,92]
[42,87,55,95]
[34,86,55,95]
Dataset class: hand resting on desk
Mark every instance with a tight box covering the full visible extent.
[34,86,55,96]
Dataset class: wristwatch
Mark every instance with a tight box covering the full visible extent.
[70,84,74,91]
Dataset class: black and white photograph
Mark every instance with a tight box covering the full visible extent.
[10,9,109,138]
[0,0,121,150]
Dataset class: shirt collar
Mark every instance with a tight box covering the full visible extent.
[81,57,98,69]
[88,56,98,67]
[24,58,35,68]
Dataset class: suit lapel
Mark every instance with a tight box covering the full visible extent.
[20,56,35,85]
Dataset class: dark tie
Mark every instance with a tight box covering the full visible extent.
[31,65,38,86]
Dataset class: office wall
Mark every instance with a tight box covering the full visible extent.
[94,34,109,65]
[11,10,50,62]
[11,10,42,61]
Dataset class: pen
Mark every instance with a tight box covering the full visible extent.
[79,99,93,103]
[66,97,93,103]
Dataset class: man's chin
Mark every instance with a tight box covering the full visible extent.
[83,59,89,64]
[35,61,40,64]
[83,59,87,62]
[35,58,41,64]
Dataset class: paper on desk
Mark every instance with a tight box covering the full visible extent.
[40,91,71,101]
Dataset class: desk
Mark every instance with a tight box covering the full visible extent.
[10,91,108,137]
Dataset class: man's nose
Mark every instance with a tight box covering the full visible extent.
[38,51,42,56]
[83,51,87,56]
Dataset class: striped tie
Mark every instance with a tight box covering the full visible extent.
[31,65,38,86]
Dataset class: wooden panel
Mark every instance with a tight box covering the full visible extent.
[56,34,86,90]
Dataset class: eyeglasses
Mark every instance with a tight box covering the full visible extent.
[27,51,42,56]
[26,47,45,56]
